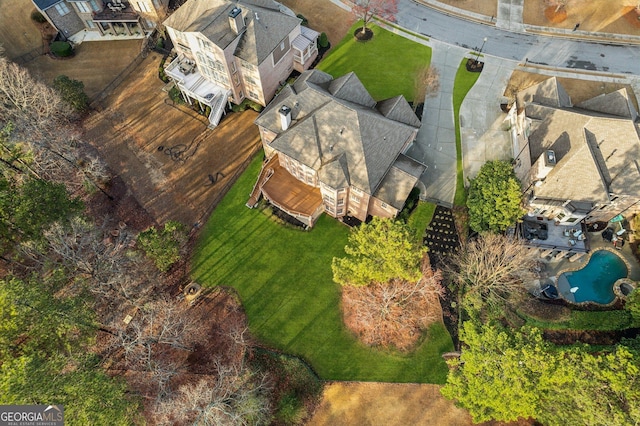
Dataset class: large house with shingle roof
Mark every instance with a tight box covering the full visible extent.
[248,70,425,227]
[32,0,165,42]
[511,77,640,227]
[163,0,318,127]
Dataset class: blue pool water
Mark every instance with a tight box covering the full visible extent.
[557,250,628,304]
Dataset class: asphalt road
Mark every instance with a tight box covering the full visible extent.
[397,0,640,75]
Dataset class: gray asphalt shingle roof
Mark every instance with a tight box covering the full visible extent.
[164,0,300,64]
[255,70,421,195]
[524,80,640,203]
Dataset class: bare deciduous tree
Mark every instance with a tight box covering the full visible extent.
[351,0,398,33]
[341,256,444,351]
[412,65,440,112]
[445,233,535,311]
[153,360,272,426]
[0,57,71,125]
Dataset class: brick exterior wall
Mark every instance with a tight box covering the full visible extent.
[44,1,85,37]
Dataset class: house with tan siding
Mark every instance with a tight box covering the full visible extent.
[32,0,165,41]
[510,77,640,229]
[163,0,318,127]
[249,70,425,227]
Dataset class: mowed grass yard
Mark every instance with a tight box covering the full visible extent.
[317,23,432,101]
[191,155,453,383]
[191,23,452,383]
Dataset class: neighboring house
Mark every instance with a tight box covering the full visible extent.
[163,0,318,127]
[32,0,166,41]
[510,77,640,228]
[248,70,425,227]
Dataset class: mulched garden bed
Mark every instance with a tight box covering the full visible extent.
[424,206,460,263]
[341,215,362,228]
[465,58,484,73]
[354,27,373,42]
[271,205,306,228]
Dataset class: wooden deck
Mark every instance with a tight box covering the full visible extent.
[260,159,323,218]
[246,155,276,208]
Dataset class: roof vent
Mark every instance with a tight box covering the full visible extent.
[279,105,292,131]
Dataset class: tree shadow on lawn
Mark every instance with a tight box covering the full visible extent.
[191,155,454,383]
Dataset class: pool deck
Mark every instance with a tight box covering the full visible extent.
[528,228,640,300]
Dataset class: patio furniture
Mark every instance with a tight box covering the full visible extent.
[569,239,576,246]
[569,252,585,262]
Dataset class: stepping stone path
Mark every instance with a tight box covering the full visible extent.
[423,206,460,263]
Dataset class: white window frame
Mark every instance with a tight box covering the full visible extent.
[89,0,100,11]
[137,1,151,13]
[55,2,71,16]
[86,19,96,28]
[76,2,91,13]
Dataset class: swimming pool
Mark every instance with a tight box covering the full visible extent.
[556,250,628,304]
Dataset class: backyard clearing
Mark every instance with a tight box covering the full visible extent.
[83,51,261,227]
[307,382,476,426]
[25,40,142,99]
[192,155,454,383]
[307,382,535,426]
[0,0,141,98]
[279,0,354,49]
[0,0,42,60]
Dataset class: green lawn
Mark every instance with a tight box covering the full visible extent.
[191,154,453,383]
[407,202,437,242]
[317,23,432,101]
[452,60,481,207]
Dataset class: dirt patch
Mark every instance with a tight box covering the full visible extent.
[544,6,567,23]
[279,0,354,49]
[523,0,640,35]
[307,382,529,426]
[623,6,640,28]
[83,51,261,227]
[0,1,42,60]
[24,40,142,99]
[431,0,498,18]
[307,382,472,426]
